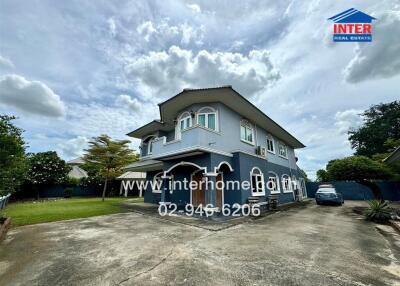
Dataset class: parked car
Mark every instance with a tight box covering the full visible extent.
[315,185,343,206]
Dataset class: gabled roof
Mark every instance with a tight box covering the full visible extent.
[128,86,305,148]
[328,8,376,23]
[68,165,88,179]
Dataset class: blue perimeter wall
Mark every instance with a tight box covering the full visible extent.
[306,181,400,201]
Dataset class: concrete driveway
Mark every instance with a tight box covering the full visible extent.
[1,201,399,286]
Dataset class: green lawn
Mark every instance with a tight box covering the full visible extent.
[0,197,143,227]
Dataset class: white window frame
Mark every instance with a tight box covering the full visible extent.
[180,115,192,131]
[281,174,292,193]
[278,142,288,159]
[197,107,218,131]
[266,135,275,154]
[240,120,255,145]
[176,111,193,140]
[250,167,265,196]
[142,135,156,156]
[152,172,163,193]
[268,172,280,194]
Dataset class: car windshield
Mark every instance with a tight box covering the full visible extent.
[317,188,336,193]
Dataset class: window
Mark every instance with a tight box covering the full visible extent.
[180,115,192,131]
[240,120,254,144]
[278,142,288,158]
[250,167,265,196]
[197,107,217,131]
[152,172,163,193]
[282,175,292,192]
[267,172,280,194]
[266,135,275,153]
[143,135,155,156]
[148,139,153,154]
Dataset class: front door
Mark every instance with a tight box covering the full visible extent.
[192,172,205,207]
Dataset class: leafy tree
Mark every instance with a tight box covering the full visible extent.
[348,101,400,157]
[326,156,392,200]
[0,115,27,194]
[316,169,330,182]
[26,151,71,198]
[83,135,137,201]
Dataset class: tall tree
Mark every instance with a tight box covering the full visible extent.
[326,156,392,200]
[348,101,400,157]
[83,135,137,201]
[0,115,27,195]
[26,151,71,199]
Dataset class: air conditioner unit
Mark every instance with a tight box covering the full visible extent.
[257,146,267,157]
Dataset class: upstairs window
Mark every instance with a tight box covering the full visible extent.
[179,113,192,131]
[266,135,275,153]
[142,135,156,156]
[197,107,217,131]
[240,120,254,144]
[278,142,288,158]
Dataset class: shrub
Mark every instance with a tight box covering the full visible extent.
[365,200,392,223]
[64,187,73,198]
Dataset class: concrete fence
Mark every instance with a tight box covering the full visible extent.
[306,181,400,201]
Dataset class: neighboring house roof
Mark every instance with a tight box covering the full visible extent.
[68,165,88,179]
[128,86,305,148]
[117,171,146,180]
[383,147,400,164]
[328,8,376,23]
[67,158,85,165]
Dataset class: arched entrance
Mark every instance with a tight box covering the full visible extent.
[215,161,234,208]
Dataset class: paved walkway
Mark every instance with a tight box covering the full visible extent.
[1,201,399,285]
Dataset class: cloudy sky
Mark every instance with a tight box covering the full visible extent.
[0,0,399,179]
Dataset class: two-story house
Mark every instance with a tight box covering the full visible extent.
[126,86,307,209]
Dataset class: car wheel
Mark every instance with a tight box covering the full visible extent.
[316,201,320,205]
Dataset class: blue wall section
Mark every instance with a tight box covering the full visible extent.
[306,181,400,201]
[143,151,305,206]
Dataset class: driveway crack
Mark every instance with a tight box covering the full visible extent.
[115,248,175,285]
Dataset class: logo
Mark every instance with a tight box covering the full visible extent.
[328,8,376,42]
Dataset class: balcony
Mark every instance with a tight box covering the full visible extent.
[141,126,230,160]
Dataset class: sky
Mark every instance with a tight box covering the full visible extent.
[0,0,399,180]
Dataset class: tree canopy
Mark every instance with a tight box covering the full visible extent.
[326,156,392,181]
[348,101,400,157]
[26,151,71,187]
[323,156,393,199]
[83,135,137,201]
[0,115,27,194]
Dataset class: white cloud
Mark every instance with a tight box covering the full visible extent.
[107,17,117,37]
[136,19,204,46]
[344,11,400,83]
[57,136,89,159]
[0,55,14,69]
[187,4,201,14]
[136,21,157,42]
[334,109,363,134]
[125,46,280,99]
[115,94,142,112]
[0,74,65,117]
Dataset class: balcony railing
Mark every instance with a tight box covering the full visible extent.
[141,126,223,159]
